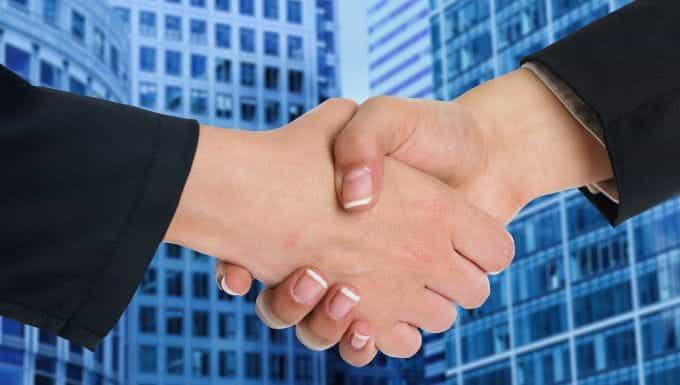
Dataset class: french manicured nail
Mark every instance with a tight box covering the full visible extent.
[292,269,328,305]
[342,167,373,209]
[351,332,370,350]
[217,275,239,296]
[328,287,360,320]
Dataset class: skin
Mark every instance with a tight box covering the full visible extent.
[164,99,514,359]
[214,68,614,366]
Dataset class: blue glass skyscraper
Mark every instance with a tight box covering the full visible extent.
[425,1,680,385]
[0,0,130,384]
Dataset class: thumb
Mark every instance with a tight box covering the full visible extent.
[333,97,421,212]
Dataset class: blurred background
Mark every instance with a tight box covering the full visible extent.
[1,0,678,385]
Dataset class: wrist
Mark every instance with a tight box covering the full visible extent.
[457,68,613,204]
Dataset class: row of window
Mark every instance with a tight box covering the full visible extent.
[138,84,305,123]
[131,0,304,23]
[136,14,304,60]
[137,346,313,382]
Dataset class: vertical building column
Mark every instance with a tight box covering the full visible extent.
[626,220,647,385]
[0,27,5,64]
[31,43,40,85]
[559,194,579,385]
[62,60,69,92]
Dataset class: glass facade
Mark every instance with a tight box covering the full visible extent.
[424,1,680,385]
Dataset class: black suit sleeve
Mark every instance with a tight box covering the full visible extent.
[0,65,198,349]
[522,0,680,225]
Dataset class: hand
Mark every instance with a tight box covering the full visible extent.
[166,99,513,359]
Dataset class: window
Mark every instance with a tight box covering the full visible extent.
[240,28,256,52]
[288,70,304,93]
[166,243,182,258]
[191,89,208,115]
[2,318,24,337]
[191,54,207,79]
[295,355,313,384]
[216,24,231,48]
[287,36,303,60]
[270,328,287,344]
[140,46,157,72]
[166,307,184,335]
[94,29,105,60]
[241,97,257,122]
[192,349,210,377]
[165,50,182,76]
[216,0,231,11]
[219,351,237,378]
[246,352,262,379]
[241,62,256,86]
[287,0,302,24]
[264,66,279,90]
[43,0,59,25]
[218,312,237,338]
[113,7,130,26]
[139,346,157,373]
[166,270,183,297]
[66,364,82,385]
[69,77,86,96]
[215,58,232,83]
[4,45,30,80]
[139,82,157,109]
[167,347,184,375]
[264,0,279,19]
[216,93,233,119]
[40,61,61,88]
[165,15,182,41]
[245,314,261,340]
[39,330,57,346]
[110,46,120,75]
[240,0,255,15]
[288,103,304,122]
[192,273,209,298]
[71,10,86,41]
[265,101,280,124]
[166,86,183,112]
[191,0,206,7]
[270,353,287,381]
[139,306,157,333]
[139,11,157,37]
[264,32,279,56]
[190,19,207,44]
[193,311,209,337]
[140,268,157,294]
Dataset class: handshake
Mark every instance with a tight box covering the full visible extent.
[164,69,613,366]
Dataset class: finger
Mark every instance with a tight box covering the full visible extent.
[255,268,329,329]
[375,322,422,358]
[428,255,491,309]
[215,261,253,296]
[403,288,457,333]
[333,96,423,212]
[295,284,361,351]
[338,321,378,367]
[448,193,515,274]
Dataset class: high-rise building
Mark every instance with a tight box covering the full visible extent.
[0,0,130,384]
[367,0,433,98]
[107,0,339,384]
[425,1,680,385]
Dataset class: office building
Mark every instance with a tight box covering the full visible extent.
[367,0,433,98]
[107,0,340,384]
[0,0,130,384]
[425,1,680,385]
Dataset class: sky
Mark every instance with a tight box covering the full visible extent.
[338,1,371,102]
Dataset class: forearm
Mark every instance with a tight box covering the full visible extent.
[457,68,613,205]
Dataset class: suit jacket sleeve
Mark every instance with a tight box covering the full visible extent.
[0,64,198,349]
[522,0,680,225]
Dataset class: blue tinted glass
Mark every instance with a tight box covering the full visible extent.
[165,51,182,75]
[264,32,279,56]
[216,24,231,48]
[264,0,279,19]
[191,55,207,79]
[2,318,24,337]
[216,0,231,11]
[240,28,256,52]
[287,0,302,23]
[5,45,31,80]
[240,0,254,15]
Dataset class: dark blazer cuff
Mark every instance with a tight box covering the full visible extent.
[65,114,198,349]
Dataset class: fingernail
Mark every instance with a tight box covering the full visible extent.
[488,271,502,276]
[351,332,370,350]
[219,276,239,296]
[328,287,360,320]
[342,167,373,209]
[292,269,328,305]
